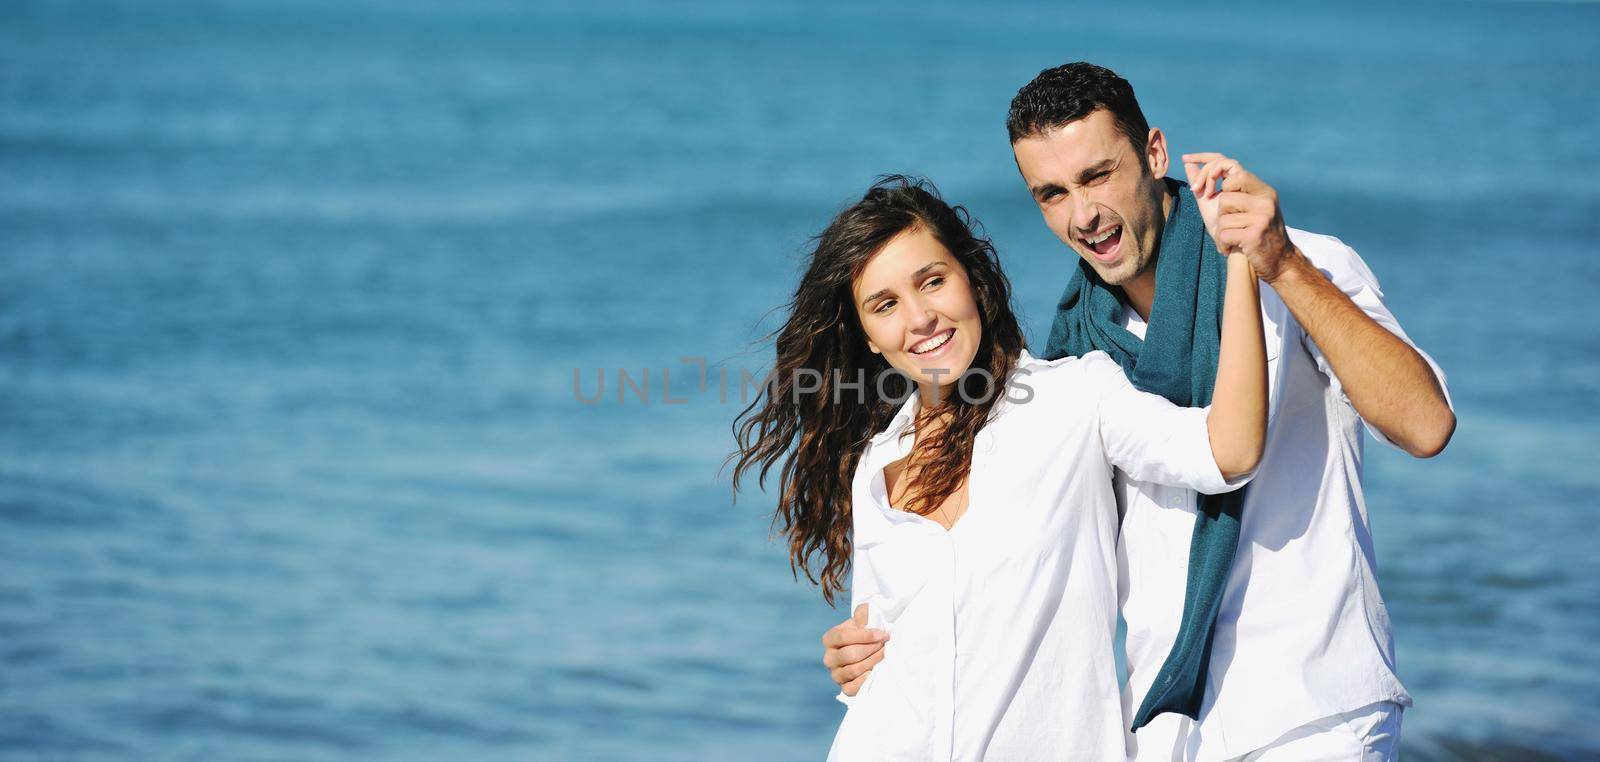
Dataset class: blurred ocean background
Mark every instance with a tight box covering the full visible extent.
[2,0,1597,759]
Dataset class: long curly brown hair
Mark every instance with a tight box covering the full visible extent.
[730,176,1026,605]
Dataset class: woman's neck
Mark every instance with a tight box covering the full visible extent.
[916,382,959,409]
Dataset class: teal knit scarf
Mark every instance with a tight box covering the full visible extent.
[1043,178,1243,730]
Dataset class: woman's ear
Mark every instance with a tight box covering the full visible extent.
[867,340,881,354]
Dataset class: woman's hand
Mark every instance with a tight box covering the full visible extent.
[1184,153,1271,480]
[1183,152,1298,284]
[822,603,888,696]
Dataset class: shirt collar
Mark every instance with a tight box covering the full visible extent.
[867,350,1036,447]
[870,392,920,447]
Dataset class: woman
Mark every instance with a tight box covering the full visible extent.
[731,176,1266,760]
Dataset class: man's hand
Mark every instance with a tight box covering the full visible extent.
[822,603,888,696]
[1183,152,1298,283]
[1185,155,1455,457]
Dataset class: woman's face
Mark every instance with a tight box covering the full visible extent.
[852,226,984,397]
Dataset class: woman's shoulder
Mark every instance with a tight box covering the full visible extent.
[1015,348,1118,369]
[1012,349,1120,387]
[1001,350,1122,415]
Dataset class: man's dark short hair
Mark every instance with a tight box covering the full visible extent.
[1006,62,1151,160]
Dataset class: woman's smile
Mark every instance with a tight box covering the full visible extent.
[909,327,956,357]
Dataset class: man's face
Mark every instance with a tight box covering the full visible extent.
[1012,109,1169,286]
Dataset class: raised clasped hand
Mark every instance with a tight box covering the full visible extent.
[1182,152,1298,283]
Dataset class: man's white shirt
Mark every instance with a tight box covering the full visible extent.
[1118,229,1453,761]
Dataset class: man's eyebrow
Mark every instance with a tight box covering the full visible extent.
[1073,158,1117,185]
[1031,181,1066,201]
[1029,158,1121,200]
[859,262,948,307]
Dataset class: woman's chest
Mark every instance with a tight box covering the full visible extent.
[857,423,1118,602]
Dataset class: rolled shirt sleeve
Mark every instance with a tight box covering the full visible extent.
[1087,352,1253,495]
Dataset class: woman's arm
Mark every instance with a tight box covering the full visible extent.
[1206,252,1268,480]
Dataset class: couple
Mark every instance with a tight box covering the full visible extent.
[732,63,1455,760]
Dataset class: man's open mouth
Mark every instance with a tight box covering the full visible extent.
[1081,225,1123,262]
[910,328,956,355]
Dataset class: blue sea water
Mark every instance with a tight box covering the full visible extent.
[1,0,1598,759]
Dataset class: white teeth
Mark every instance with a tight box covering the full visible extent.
[1086,226,1120,245]
[912,329,954,354]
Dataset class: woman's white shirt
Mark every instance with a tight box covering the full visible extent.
[828,350,1251,762]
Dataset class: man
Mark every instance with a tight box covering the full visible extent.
[822,63,1455,760]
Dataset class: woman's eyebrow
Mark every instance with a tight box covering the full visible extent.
[860,262,948,307]
[864,262,947,307]
[860,288,893,307]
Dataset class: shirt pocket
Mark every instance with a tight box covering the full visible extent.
[977,473,1083,566]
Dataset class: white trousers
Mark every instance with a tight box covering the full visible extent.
[1132,701,1403,761]
[1239,702,1403,761]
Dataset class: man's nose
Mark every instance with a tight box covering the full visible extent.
[1071,196,1100,234]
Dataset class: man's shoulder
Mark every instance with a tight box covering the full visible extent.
[1285,227,1380,286]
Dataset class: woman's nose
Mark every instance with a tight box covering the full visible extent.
[901,294,938,331]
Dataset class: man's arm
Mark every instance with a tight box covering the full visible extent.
[1261,249,1454,457]
[1185,153,1456,458]
[822,603,887,697]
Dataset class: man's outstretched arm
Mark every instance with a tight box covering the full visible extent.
[1185,152,1456,458]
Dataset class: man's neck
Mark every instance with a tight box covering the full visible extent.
[1120,182,1176,322]
[1121,274,1157,323]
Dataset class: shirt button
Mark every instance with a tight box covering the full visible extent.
[1169,495,1182,508]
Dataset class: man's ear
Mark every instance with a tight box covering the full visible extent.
[1145,127,1170,179]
